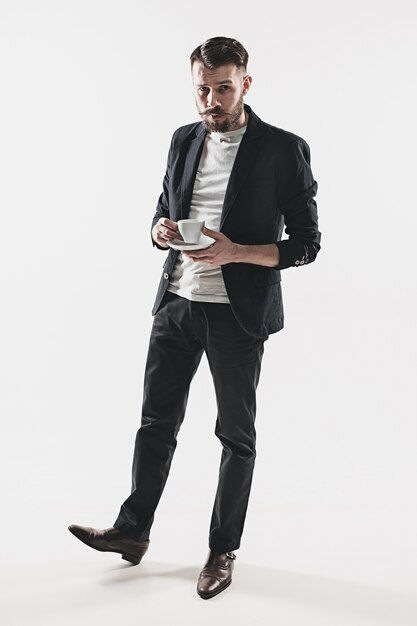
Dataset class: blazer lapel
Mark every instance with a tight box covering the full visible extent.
[180,124,207,219]
[179,104,264,226]
[219,104,264,230]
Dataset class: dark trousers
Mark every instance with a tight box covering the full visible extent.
[113,289,268,553]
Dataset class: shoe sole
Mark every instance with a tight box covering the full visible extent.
[197,578,232,599]
[68,526,147,565]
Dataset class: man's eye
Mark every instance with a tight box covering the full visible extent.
[219,86,229,91]
[199,87,209,93]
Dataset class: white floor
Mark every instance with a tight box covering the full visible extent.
[1,511,416,626]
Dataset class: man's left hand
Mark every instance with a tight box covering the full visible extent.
[182,227,239,265]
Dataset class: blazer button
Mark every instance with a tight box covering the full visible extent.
[163,272,169,279]
[300,260,305,265]
[295,260,300,266]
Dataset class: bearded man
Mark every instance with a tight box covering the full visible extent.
[69,36,321,600]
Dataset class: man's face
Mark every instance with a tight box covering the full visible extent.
[192,61,252,132]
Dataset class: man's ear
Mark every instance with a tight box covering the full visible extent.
[243,74,252,96]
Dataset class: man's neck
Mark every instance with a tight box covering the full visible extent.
[235,109,248,130]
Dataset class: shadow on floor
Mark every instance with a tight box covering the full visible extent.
[101,559,417,623]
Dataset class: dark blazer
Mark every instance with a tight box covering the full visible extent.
[150,103,321,338]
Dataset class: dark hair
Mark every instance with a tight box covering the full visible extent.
[190,36,248,72]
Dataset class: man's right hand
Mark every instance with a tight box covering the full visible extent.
[152,218,182,248]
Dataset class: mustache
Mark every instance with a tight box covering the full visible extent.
[199,107,229,116]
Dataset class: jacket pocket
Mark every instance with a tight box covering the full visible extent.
[252,266,281,286]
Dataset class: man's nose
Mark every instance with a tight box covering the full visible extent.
[206,89,220,109]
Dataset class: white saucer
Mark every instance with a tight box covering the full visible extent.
[168,234,215,251]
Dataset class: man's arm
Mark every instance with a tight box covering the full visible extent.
[233,243,279,267]
[150,130,178,251]
[184,136,321,269]
[184,229,280,267]
[272,137,321,270]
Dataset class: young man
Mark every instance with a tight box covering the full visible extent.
[69,36,321,600]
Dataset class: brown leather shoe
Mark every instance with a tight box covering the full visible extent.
[197,549,236,599]
[68,524,149,565]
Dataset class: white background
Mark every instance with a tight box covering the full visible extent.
[1,1,416,624]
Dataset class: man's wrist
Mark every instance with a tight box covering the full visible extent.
[232,243,243,262]
[233,243,279,267]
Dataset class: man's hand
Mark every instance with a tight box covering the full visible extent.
[184,226,280,267]
[182,226,239,265]
[152,218,182,248]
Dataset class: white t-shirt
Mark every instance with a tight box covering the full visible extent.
[167,122,247,303]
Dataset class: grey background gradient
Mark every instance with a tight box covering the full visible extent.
[1,0,416,624]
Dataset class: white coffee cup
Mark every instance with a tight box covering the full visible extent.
[177,219,205,243]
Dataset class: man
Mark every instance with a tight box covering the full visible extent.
[69,36,321,600]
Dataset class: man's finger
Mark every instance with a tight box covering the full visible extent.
[159,222,181,239]
[184,250,214,260]
[161,217,178,229]
[202,226,221,238]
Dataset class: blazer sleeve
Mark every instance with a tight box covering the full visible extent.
[274,137,321,270]
[150,130,177,251]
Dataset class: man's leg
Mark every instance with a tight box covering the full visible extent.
[113,291,204,540]
[201,303,268,554]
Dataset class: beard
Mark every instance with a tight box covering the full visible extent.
[198,95,245,133]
